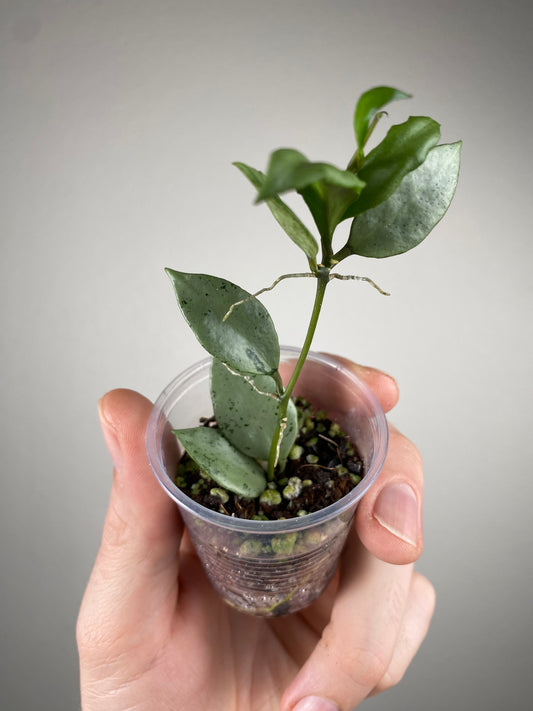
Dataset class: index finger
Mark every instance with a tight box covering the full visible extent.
[322,354,400,414]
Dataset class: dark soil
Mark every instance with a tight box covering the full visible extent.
[175,398,365,521]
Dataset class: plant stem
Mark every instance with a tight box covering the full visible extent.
[267,270,329,479]
[332,244,351,263]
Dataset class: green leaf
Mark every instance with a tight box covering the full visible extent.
[354,86,411,152]
[233,161,319,267]
[321,184,366,236]
[298,182,329,241]
[165,270,279,375]
[256,149,365,240]
[345,142,462,258]
[257,149,365,201]
[173,427,267,498]
[346,116,441,218]
[211,359,298,461]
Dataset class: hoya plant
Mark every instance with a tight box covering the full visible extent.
[166,85,461,505]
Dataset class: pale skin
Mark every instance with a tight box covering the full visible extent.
[77,358,434,711]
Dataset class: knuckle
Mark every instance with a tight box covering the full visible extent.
[75,613,88,651]
[412,572,437,619]
[401,435,423,468]
[321,611,397,691]
[378,660,406,691]
[76,611,128,664]
[76,589,126,659]
[102,499,132,550]
[327,641,389,691]
[76,612,103,656]
[389,427,423,472]
[351,646,390,689]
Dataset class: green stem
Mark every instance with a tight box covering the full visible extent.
[272,370,285,397]
[321,240,333,268]
[347,148,363,173]
[267,271,329,479]
[332,243,352,263]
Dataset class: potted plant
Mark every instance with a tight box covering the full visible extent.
[146,85,461,616]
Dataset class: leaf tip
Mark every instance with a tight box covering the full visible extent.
[165,267,182,282]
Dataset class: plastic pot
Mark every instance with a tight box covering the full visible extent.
[146,347,388,616]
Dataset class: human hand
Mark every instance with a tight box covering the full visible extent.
[77,358,434,711]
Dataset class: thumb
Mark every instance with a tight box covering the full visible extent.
[77,389,183,658]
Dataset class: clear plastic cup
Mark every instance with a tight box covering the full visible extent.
[146,347,388,616]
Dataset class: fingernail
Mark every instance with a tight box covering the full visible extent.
[98,398,123,472]
[374,482,419,546]
[293,697,339,711]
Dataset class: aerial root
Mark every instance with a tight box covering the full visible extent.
[329,272,390,296]
[222,270,389,323]
[222,272,315,321]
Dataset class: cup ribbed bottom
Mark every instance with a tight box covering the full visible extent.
[192,527,349,616]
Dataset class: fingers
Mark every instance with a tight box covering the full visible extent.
[77,389,183,661]
[293,354,399,415]
[322,355,400,413]
[282,354,428,709]
[281,533,435,711]
[324,355,424,565]
[369,571,435,696]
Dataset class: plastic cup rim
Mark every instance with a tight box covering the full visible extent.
[146,346,389,533]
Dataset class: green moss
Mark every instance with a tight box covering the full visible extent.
[271,532,298,555]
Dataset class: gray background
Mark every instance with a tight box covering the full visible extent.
[1,0,532,709]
